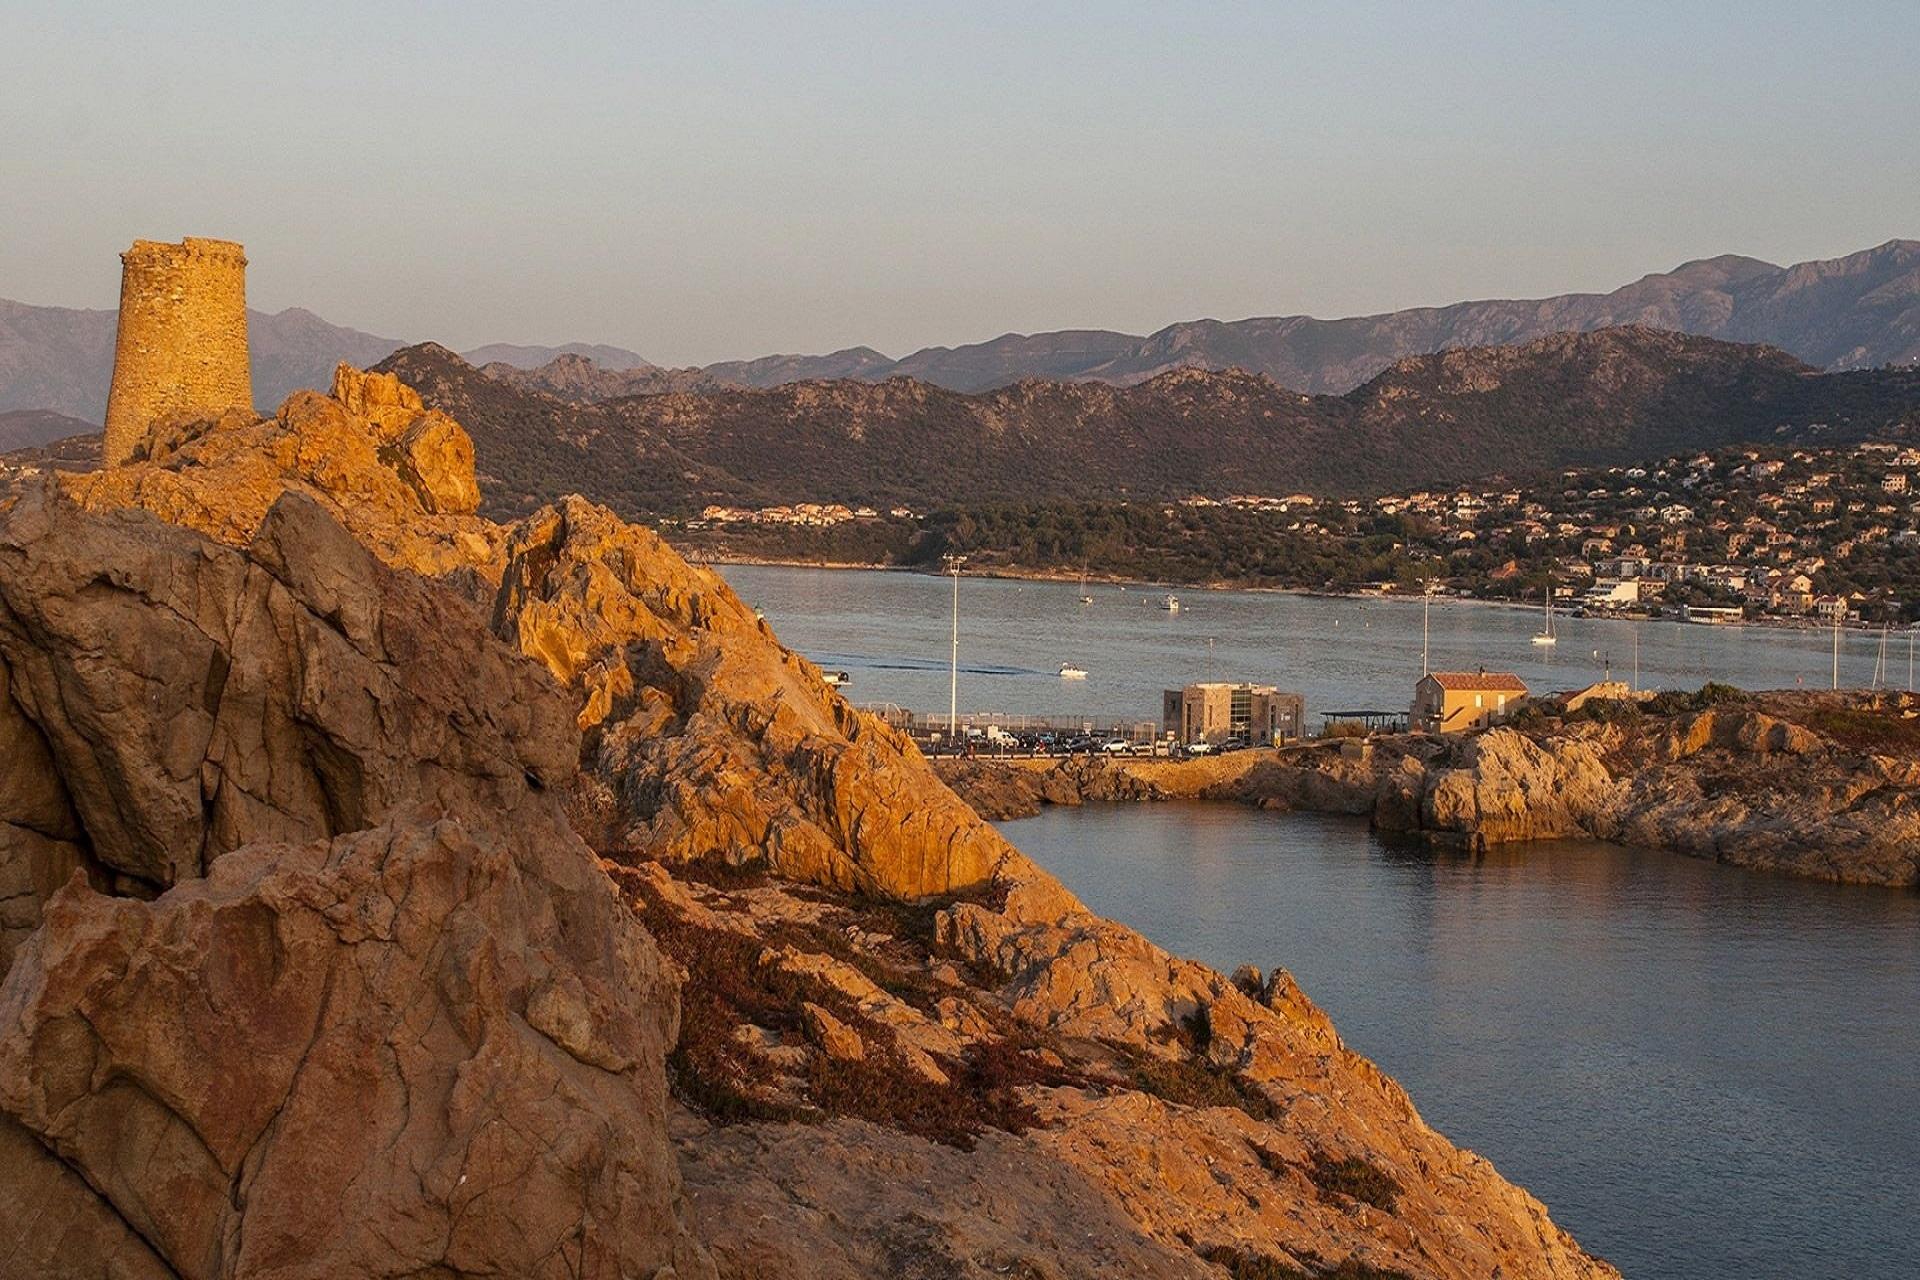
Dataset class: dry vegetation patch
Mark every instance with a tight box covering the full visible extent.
[620,860,1083,1149]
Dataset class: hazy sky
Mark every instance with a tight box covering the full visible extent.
[3,1,1915,365]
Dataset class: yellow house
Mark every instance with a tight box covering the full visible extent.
[1411,671,1528,733]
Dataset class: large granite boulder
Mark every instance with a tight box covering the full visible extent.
[0,487,711,1278]
[0,653,92,975]
[0,488,574,904]
[493,495,1009,900]
[0,812,709,1280]
[1396,728,1619,849]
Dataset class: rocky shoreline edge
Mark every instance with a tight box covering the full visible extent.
[938,690,1920,888]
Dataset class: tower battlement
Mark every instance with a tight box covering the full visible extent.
[102,236,253,465]
[123,236,249,264]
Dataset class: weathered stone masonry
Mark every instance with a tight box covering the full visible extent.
[102,236,253,465]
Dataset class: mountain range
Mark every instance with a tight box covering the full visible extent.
[0,408,94,452]
[4,240,1916,422]
[374,327,1920,520]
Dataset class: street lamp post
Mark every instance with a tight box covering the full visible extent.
[945,555,963,740]
[1421,579,1436,676]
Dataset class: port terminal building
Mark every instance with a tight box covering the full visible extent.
[1163,683,1306,746]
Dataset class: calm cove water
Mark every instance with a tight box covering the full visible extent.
[1002,807,1920,1280]
[716,563,1913,726]
[717,564,1920,1280]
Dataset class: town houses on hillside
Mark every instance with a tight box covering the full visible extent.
[657,434,1920,622]
[1314,436,1920,625]
[695,501,905,528]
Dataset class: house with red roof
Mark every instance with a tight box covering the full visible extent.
[1411,670,1529,734]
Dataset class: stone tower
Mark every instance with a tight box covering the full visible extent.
[102,237,253,466]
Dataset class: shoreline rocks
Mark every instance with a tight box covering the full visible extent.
[937,697,1920,887]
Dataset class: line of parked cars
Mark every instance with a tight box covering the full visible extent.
[927,728,1259,758]
[928,728,1160,757]
[1172,736,1253,759]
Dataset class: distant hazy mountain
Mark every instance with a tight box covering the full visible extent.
[480,239,1920,396]
[461,341,653,371]
[7,239,1916,416]
[0,301,406,421]
[0,408,94,451]
[713,239,1914,394]
[0,303,648,421]
[1044,239,1920,394]
[0,300,117,422]
[481,352,728,400]
[249,308,407,410]
[701,346,896,386]
[377,327,1920,520]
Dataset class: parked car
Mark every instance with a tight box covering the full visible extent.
[1102,738,1133,754]
[1182,740,1214,757]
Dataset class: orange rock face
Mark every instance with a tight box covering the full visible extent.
[0,361,1621,1280]
[64,363,498,585]
[494,494,1010,900]
[0,486,711,1279]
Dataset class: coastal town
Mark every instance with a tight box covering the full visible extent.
[1321,436,1920,625]
[1147,434,1920,624]
[665,433,1920,628]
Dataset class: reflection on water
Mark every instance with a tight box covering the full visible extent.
[1001,804,1920,1280]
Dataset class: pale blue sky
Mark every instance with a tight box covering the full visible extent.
[3,1,1915,364]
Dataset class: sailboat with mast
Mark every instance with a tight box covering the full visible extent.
[1078,562,1093,606]
[1531,586,1558,647]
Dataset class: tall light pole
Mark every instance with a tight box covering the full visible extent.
[1832,612,1840,691]
[946,555,962,737]
[1421,580,1434,676]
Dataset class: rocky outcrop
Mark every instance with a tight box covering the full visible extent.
[0,814,709,1280]
[941,700,1920,886]
[0,485,711,1278]
[937,756,1170,820]
[1601,704,1920,884]
[628,853,1617,1280]
[0,360,1622,1280]
[0,653,92,976]
[0,489,573,909]
[54,364,500,585]
[494,495,1008,900]
[1383,729,1618,850]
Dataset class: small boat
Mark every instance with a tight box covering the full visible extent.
[1531,588,1558,647]
[1078,564,1093,605]
[1162,593,1181,613]
[821,670,851,688]
[1058,663,1088,679]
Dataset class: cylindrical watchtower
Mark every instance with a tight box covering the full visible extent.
[102,237,253,466]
